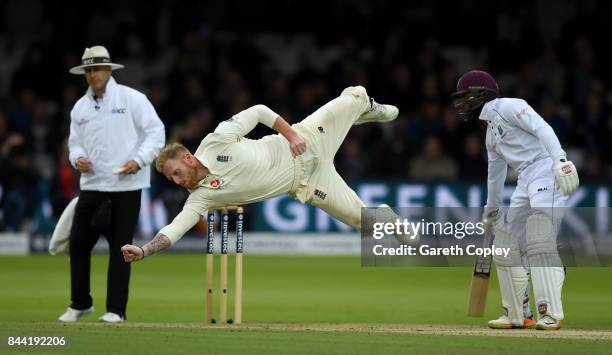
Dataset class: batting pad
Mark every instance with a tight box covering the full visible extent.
[525,214,563,266]
[493,225,527,325]
[496,266,528,325]
[492,224,521,267]
[526,214,565,320]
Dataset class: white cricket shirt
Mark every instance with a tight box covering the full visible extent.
[158,104,316,244]
[481,98,566,207]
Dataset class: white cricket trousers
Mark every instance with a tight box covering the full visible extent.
[291,86,371,230]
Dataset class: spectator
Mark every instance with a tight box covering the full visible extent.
[169,107,214,152]
[0,1,609,233]
[50,137,80,218]
[540,96,569,145]
[458,134,487,180]
[409,136,458,181]
[0,140,39,231]
[339,138,367,180]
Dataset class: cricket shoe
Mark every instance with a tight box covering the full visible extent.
[58,306,94,322]
[354,98,399,125]
[488,314,536,329]
[535,315,562,330]
[99,312,125,323]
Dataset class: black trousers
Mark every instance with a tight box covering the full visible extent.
[69,190,141,318]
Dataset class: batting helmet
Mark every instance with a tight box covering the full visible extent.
[451,70,499,121]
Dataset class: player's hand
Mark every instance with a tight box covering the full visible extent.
[121,244,145,262]
[482,206,502,232]
[75,157,93,173]
[555,160,579,196]
[119,160,140,175]
[289,135,307,157]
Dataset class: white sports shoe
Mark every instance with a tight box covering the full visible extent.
[354,98,399,125]
[535,315,562,330]
[58,306,94,322]
[99,312,125,323]
[488,314,536,329]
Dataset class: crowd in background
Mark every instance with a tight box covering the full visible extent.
[1,0,611,232]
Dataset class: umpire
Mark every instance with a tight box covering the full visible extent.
[58,46,165,323]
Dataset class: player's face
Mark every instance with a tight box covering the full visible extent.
[162,154,199,189]
[84,66,112,93]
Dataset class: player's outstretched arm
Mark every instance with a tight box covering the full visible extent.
[121,233,171,262]
[121,206,203,262]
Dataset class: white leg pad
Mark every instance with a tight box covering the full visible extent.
[526,214,565,320]
[493,224,527,325]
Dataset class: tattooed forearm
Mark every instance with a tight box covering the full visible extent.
[142,233,172,257]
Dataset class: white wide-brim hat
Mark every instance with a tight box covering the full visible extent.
[69,46,124,74]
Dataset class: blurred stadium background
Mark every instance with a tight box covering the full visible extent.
[1,2,611,353]
[0,0,610,251]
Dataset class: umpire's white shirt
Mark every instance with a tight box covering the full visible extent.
[69,76,166,191]
[481,98,566,207]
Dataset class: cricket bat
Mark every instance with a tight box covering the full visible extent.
[467,222,495,317]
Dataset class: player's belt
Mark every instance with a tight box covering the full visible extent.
[288,155,317,203]
[518,155,550,177]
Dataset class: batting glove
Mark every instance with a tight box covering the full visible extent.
[554,159,579,196]
[482,206,503,232]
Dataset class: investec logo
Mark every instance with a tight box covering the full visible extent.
[112,108,126,114]
[236,214,244,252]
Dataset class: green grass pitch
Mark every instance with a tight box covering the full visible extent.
[1,254,611,354]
